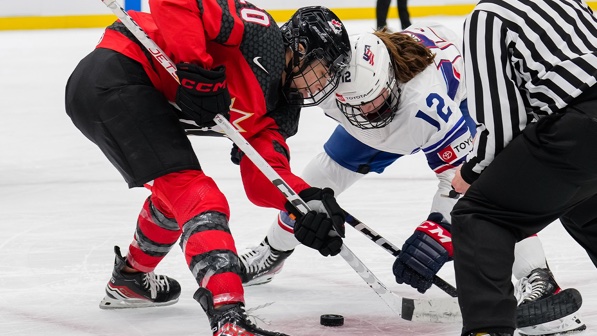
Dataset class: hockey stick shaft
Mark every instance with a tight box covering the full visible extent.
[101,0,179,83]
[345,213,458,297]
[100,1,461,322]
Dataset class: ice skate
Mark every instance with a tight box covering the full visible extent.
[515,268,584,331]
[239,237,294,286]
[194,288,290,336]
[99,246,181,309]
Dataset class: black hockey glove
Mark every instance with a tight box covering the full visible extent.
[230,144,244,165]
[176,63,231,128]
[393,212,453,293]
[286,187,346,257]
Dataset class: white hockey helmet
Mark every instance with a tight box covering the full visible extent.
[335,33,400,129]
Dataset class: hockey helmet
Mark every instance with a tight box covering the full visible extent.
[281,6,351,106]
[335,33,400,129]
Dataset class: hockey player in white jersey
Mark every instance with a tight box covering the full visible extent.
[239,26,585,335]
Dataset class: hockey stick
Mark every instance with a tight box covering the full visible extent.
[344,213,459,297]
[214,114,461,323]
[100,0,461,323]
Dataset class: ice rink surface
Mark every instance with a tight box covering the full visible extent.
[1,15,596,336]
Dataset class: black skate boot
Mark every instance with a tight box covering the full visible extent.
[99,246,181,309]
[515,268,585,332]
[194,288,290,336]
[239,237,294,286]
[516,268,561,306]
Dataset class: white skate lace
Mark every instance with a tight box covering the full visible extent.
[240,243,279,275]
[515,276,531,304]
[246,302,275,326]
[515,273,550,304]
[142,272,170,299]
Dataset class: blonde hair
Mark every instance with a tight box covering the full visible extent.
[373,29,435,83]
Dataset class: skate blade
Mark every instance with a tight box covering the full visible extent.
[243,275,274,287]
[242,263,285,287]
[519,323,586,336]
[99,295,179,310]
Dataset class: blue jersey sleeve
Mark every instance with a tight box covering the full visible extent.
[323,125,402,174]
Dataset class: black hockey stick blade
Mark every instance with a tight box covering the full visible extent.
[345,213,458,297]
[516,288,582,328]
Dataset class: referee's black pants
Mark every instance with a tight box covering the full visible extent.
[375,0,411,30]
[451,101,597,335]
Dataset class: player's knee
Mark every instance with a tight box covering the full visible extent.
[152,170,230,223]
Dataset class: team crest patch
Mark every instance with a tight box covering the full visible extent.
[329,19,343,34]
[363,45,375,65]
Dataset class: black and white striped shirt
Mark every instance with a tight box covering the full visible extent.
[460,0,597,182]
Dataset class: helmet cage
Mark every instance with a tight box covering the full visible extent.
[287,49,343,106]
[336,64,400,129]
[281,6,351,106]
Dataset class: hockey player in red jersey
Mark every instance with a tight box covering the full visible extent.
[64,1,350,335]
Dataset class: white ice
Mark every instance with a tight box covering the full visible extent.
[1,16,596,336]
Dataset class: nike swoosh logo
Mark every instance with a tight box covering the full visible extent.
[253,56,269,74]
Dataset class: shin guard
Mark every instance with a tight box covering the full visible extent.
[181,211,244,305]
[127,197,181,272]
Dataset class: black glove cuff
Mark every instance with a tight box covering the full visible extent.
[426,212,452,232]
[459,160,481,185]
[177,63,225,80]
[283,187,325,219]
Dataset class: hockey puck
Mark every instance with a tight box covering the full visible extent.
[320,314,344,327]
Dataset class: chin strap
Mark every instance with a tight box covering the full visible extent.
[282,57,295,95]
[292,24,301,67]
[282,45,308,104]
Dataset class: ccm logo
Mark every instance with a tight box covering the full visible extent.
[181,79,227,92]
[419,221,451,243]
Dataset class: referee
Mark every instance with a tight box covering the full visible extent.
[450,0,597,335]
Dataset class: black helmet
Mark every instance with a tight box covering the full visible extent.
[281,6,351,106]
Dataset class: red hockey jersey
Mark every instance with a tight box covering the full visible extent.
[97,0,310,210]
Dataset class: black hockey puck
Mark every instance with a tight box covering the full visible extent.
[320,314,344,326]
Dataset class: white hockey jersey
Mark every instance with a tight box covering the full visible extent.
[315,24,474,220]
